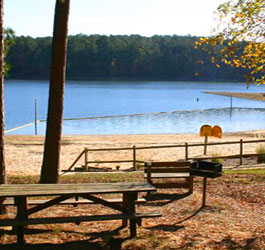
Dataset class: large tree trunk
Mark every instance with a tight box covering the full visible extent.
[40,0,70,183]
[0,0,6,214]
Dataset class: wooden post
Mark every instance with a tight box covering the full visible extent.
[188,175,194,194]
[146,162,152,184]
[128,193,137,237]
[84,147,88,170]
[34,99,38,135]
[203,134,208,155]
[14,196,28,245]
[122,193,129,227]
[239,139,243,165]
[185,142,188,160]
[133,145,136,170]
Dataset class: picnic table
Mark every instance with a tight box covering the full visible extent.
[0,182,161,245]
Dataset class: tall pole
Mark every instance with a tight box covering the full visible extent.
[230,96,233,113]
[35,98,38,135]
[0,0,6,214]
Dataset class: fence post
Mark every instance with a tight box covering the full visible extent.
[84,147,88,170]
[239,139,243,165]
[185,142,188,160]
[133,145,136,170]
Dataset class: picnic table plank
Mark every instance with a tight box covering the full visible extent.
[0,182,156,197]
[144,173,190,178]
[0,212,162,227]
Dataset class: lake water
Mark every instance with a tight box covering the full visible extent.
[5,80,265,134]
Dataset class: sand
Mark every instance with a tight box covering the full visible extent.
[3,129,265,176]
[205,92,265,102]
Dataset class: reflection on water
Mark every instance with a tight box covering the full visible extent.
[9,107,265,135]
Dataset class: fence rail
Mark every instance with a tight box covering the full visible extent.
[65,139,265,172]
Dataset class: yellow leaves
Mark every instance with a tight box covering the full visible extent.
[235,13,244,18]
[232,58,241,67]
[194,0,264,84]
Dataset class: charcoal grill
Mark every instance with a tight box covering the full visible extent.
[191,160,222,178]
[190,160,223,207]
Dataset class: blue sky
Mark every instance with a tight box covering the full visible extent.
[5,0,225,37]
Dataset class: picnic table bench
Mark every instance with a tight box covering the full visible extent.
[144,161,194,194]
[0,182,161,245]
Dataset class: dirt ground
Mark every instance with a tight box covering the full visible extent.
[0,172,265,249]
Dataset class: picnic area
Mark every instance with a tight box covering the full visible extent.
[0,131,265,249]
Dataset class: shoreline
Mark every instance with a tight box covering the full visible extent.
[4,129,265,176]
[206,91,265,102]
[6,77,245,83]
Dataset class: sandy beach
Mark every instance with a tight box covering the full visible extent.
[4,129,265,176]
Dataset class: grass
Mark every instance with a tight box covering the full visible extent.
[7,171,144,184]
[224,168,265,175]
[6,168,265,185]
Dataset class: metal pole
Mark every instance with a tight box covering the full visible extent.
[202,177,207,207]
[34,99,38,135]
[230,96,233,115]
[203,134,208,155]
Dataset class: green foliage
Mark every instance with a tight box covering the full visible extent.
[196,0,265,85]
[6,34,245,81]
[256,144,265,163]
[4,28,16,74]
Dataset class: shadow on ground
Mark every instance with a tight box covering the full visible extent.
[0,225,128,250]
[143,192,190,206]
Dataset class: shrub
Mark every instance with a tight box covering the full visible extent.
[256,144,265,163]
[211,152,223,164]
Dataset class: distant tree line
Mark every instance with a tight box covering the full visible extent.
[6,34,245,81]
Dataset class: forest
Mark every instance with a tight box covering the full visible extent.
[6,34,245,81]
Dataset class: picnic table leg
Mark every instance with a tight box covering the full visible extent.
[128,193,137,237]
[122,193,129,227]
[14,196,28,245]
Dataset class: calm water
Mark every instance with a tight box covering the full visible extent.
[5,80,265,134]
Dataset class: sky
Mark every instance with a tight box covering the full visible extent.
[5,0,226,38]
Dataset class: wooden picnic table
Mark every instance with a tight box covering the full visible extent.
[0,182,161,245]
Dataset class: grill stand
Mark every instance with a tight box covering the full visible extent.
[202,177,207,207]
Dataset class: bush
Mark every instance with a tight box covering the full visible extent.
[211,152,223,164]
[256,144,265,163]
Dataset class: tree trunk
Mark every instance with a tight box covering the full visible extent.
[40,0,70,183]
[0,0,6,214]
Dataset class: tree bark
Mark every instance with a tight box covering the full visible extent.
[0,0,6,214]
[40,0,70,183]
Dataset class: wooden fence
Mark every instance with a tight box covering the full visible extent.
[65,139,265,172]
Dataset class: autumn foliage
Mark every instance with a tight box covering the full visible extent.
[196,0,265,85]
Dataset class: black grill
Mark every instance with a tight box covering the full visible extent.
[191,161,222,178]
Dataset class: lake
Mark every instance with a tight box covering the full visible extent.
[5,80,265,134]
